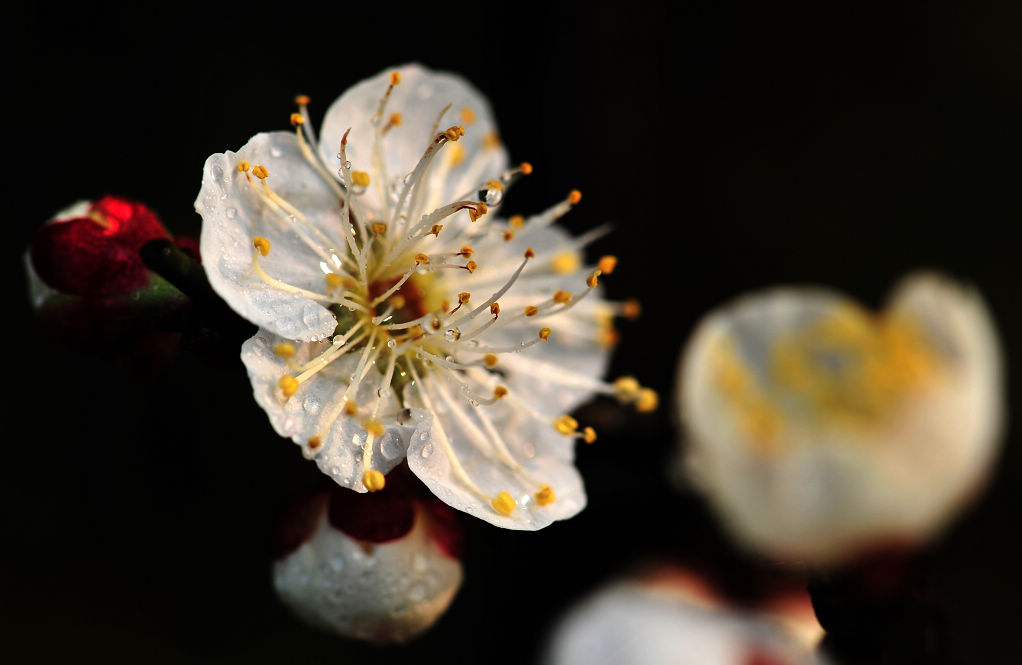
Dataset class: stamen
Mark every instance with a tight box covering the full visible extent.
[554,414,579,435]
[535,484,556,506]
[279,375,299,398]
[363,469,386,492]
[491,491,516,516]
[636,388,659,412]
[582,427,597,444]
[597,255,618,274]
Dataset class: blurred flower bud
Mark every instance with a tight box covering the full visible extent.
[545,575,824,665]
[273,469,463,643]
[677,273,1003,566]
[26,197,195,345]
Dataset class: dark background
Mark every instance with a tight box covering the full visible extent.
[5,2,1022,663]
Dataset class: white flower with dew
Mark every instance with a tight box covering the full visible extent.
[196,64,654,529]
[677,273,1003,565]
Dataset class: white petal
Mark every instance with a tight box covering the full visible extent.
[319,63,509,215]
[404,373,586,530]
[197,132,343,342]
[242,329,422,491]
[678,273,1003,565]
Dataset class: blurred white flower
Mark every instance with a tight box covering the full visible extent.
[677,273,1003,566]
[545,579,823,665]
[196,64,653,529]
[273,478,463,643]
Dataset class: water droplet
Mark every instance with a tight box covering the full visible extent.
[407,583,427,603]
[444,330,459,341]
[226,207,237,219]
[352,432,366,446]
[270,146,283,158]
[343,160,352,170]
[303,396,321,413]
[479,186,504,207]
[387,338,397,349]
[380,435,403,461]
[421,442,434,458]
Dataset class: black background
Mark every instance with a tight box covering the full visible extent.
[5,2,1022,663]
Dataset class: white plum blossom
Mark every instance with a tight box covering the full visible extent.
[196,64,653,529]
[677,273,1004,566]
[545,580,824,665]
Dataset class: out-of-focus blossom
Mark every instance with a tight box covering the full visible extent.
[545,576,824,665]
[273,468,463,643]
[677,273,1003,566]
[196,64,652,529]
[26,196,195,344]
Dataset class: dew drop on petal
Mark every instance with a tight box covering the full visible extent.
[270,146,283,158]
[421,442,434,458]
[226,207,238,219]
[480,186,503,207]
[407,584,427,603]
[343,160,352,170]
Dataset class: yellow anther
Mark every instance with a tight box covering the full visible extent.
[484,130,501,148]
[389,71,402,86]
[597,255,618,274]
[468,203,488,222]
[415,253,430,264]
[390,294,406,309]
[363,469,386,492]
[460,107,476,124]
[290,112,304,126]
[587,272,600,288]
[622,299,641,319]
[237,160,251,172]
[325,273,345,291]
[444,126,464,141]
[599,328,620,348]
[372,222,387,235]
[490,302,501,316]
[524,305,539,317]
[539,327,552,341]
[520,161,533,175]
[551,251,581,274]
[252,164,269,179]
[614,377,641,401]
[362,419,386,438]
[458,292,471,304]
[253,237,271,256]
[294,94,310,106]
[535,484,556,506]
[343,400,359,416]
[491,491,516,516]
[351,170,371,187]
[307,435,322,450]
[273,343,296,358]
[431,224,444,236]
[636,388,659,413]
[553,290,572,304]
[524,247,535,259]
[509,214,525,229]
[279,375,299,397]
[554,415,579,435]
[460,245,474,258]
[503,230,515,242]
[493,385,508,399]
[388,112,402,126]
[583,427,597,444]
[465,260,478,273]
[483,353,499,368]
[486,179,504,192]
